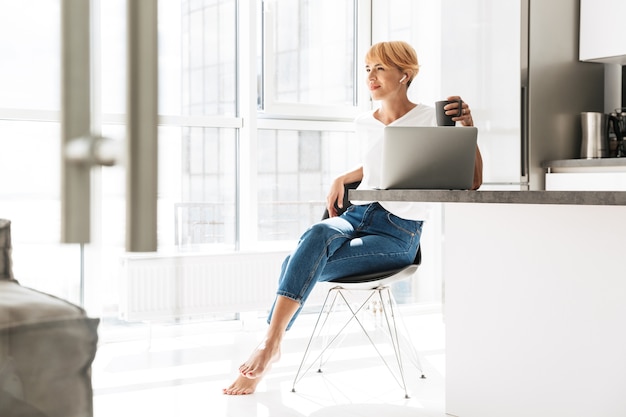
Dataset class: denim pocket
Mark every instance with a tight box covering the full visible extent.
[386,212,422,238]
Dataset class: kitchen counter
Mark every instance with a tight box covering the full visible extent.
[354,187,626,416]
[352,187,626,416]
[349,189,626,206]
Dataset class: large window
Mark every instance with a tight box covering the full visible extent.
[2,0,511,315]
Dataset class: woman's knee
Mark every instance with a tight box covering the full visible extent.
[303,221,339,242]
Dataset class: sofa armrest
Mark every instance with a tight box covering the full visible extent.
[0,281,99,417]
[0,219,14,281]
[0,220,99,417]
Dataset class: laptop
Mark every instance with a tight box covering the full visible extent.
[378,126,478,190]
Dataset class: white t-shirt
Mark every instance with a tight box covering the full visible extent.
[352,104,437,221]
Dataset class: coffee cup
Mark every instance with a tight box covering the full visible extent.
[435,99,463,126]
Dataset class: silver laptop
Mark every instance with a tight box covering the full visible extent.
[379,126,478,190]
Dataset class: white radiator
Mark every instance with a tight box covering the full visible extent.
[118,251,328,322]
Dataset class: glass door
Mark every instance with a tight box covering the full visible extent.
[0,0,160,311]
[0,1,84,302]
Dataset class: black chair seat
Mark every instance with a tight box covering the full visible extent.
[328,266,410,284]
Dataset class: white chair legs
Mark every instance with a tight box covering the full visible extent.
[291,284,425,399]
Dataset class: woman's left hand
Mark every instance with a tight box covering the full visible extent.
[446,95,482,189]
[447,95,473,127]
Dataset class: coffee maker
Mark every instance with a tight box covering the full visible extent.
[580,111,622,158]
[609,108,626,157]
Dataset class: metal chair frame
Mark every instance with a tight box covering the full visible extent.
[290,267,426,398]
[291,182,426,398]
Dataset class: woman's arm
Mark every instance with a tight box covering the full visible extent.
[326,166,363,217]
[447,95,483,190]
[472,147,483,190]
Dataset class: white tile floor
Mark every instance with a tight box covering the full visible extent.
[92,306,446,417]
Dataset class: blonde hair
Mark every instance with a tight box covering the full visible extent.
[365,41,420,85]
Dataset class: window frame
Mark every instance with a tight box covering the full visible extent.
[258,0,373,121]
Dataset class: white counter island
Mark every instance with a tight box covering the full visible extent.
[350,190,626,417]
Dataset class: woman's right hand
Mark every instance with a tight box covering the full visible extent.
[326,178,346,218]
[326,167,363,217]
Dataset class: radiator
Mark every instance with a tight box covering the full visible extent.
[118,251,328,322]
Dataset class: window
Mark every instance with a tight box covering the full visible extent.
[178,127,237,248]
[257,125,365,241]
[1,0,471,318]
[182,0,237,117]
[261,0,362,118]
[0,1,60,111]
[254,0,370,243]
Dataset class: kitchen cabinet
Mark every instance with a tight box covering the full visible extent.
[580,0,626,64]
[543,158,626,191]
[444,203,626,417]
[546,172,626,191]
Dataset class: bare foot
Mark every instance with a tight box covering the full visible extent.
[222,374,264,395]
[223,340,281,395]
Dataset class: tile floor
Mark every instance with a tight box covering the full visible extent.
[92,305,446,417]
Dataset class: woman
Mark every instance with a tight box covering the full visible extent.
[223,40,482,395]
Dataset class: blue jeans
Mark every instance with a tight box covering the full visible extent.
[267,202,423,330]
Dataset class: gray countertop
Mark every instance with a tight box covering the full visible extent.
[349,189,626,206]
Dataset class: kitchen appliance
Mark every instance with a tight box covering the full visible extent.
[580,111,621,158]
[610,107,626,157]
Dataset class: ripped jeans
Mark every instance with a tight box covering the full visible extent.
[267,202,423,330]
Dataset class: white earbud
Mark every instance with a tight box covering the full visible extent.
[399,75,407,83]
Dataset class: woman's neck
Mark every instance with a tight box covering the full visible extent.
[374,99,417,125]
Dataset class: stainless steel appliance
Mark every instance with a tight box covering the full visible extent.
[580,108,626,159]
[581,112,609,158]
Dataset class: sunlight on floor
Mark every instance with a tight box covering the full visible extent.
[92,307,446,417]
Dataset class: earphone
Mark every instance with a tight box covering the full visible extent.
[399,75,407,83]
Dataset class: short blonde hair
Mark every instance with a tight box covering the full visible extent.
[365,41,420,85]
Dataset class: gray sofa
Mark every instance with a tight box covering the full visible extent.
[0,219,99,417]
